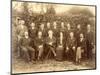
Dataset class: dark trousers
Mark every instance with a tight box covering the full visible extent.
[21,46,35,62]
[66,48,76,62]
[87,43,93,60]
[45,45,56,59]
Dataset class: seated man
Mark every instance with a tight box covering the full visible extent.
[65,32,77,62]
[76,33,86,64]
[35,31,44,61]
[45,30,56,59]
[20,31,35,62]
[56,31,65,61]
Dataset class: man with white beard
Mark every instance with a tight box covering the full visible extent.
[20,31,35,62]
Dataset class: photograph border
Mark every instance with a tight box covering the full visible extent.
[11,0,97,75]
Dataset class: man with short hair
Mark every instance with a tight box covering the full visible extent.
[46,22,52,37]
[16,20,28,57]
[60,22,66,38]
[65,32,77,62]
[29,22,37,49]
[45,30,56,59]
[35,31,44,61]
[39,23,46,38]
[66,23,72,40]
[76,33,86,64]
[52,21,58,38]
[75,24,83,40]
[86,24,94,60]
[20,31,35,62]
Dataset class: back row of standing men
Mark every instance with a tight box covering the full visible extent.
[16,19,95,64]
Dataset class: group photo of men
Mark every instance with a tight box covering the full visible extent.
[12,1,96,74]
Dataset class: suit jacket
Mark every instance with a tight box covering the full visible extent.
[35,37,44,47]
[66,37,77,48]
[52,28,59,38]
[38,28,46,38]
[16,25,28,38]
[65,29,72,40]
[29,27,37,39]
[75,29,82,40]
[59,28,66,38]
[45,36,56,48]
[86,30,94,44]
[77,38,86,49]
[20,37,31,47]
[46,28,52,37]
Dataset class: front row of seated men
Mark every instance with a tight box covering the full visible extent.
[19,30,87,64]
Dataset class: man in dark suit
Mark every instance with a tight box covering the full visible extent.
[46,22,52,37]
[65,32,77,62]
[60,22,66,38]
[76,33,86,64]
[45,30,56,59]
[75,24,82,40]
[29,22,37,49]
[39,23,46,38]
[20,31,35,62]
[86,24,94,60]
[52,21,58,38]
[35,31,44,61]
[66,23,72,40]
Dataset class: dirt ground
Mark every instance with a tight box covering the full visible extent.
[12,52,96,74]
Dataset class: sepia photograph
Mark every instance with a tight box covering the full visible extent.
[11,0,96,74]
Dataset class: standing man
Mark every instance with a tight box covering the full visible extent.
[29,22,37,39]
[29,22,37,49]
[39,23,46,38]
[66,23,72,40]
[16,19,28,57]
[46,22,51,31]
[52,21,58,38]
[75,24,82,40]
[46,22,52,37]
[60,22,66,38]
[86,24,94,60]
